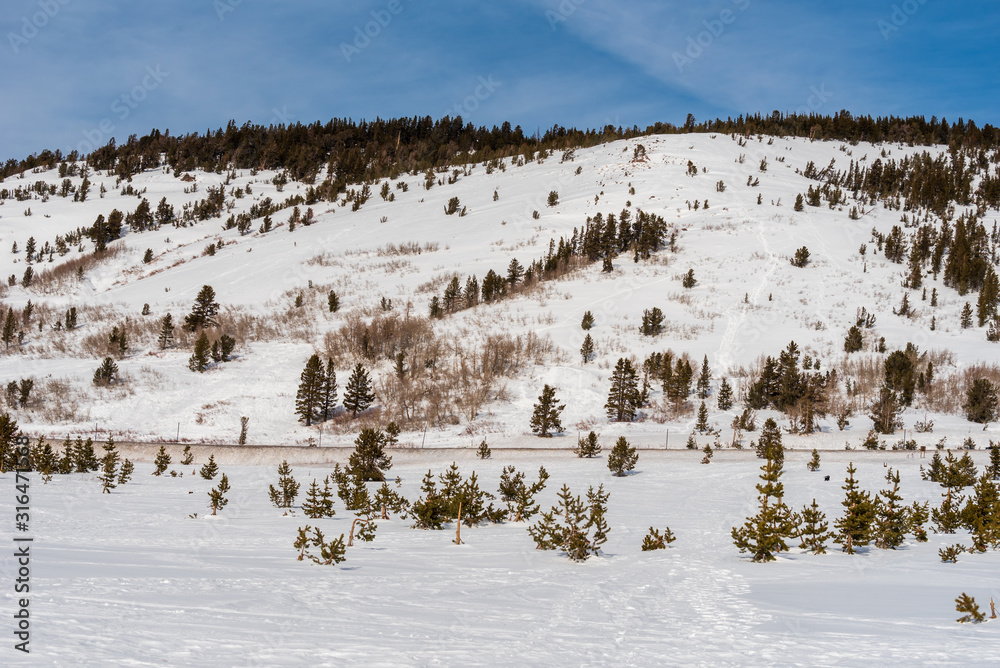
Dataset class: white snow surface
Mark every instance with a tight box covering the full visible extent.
[2,133,998,448]
[1,450,998,666]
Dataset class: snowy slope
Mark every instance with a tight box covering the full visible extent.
[0,133,997,447]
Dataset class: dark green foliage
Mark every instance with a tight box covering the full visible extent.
[753,418,784,467]
[581,311,595,330]
[844,325,863,353]
[939,544,965,563]
[411,463,500,529]
[72,436,98,472]
[301,477,336,519]
[868,386,903,434]
[717,377,734,410]
[332,463,372,512]
[988,443,1000,480]
[184,285,219,331]
[268,460,300,508]
[961,302,973,328]
[118,458,134,485]
[294,526,346,565]
[607,436,638,476]
[92,357,119,386]
[639,307,664,336]
[158,313,174,349]
[574,431,602,458]
[476,439,491,459]
[873,468,908,549]
[143,248,153,263]
[696,355,711,399]
[580,333,595,363]
[790,246,810,267]
[373,482,410,519]
[180,444,193,466]
[295,354,325,425]
[497,465,549,522]
[153,446,171,476]
[527,484,609,561]
[343,363,375,416]
[188,332,211,373]
[961,473,1000,552]
[200,454,219,480]
[932,486,966,534]
[681,269,696,288]
[834,463,876,554]
[606,357,641,421]
[731,455,797,562]
[798,499,833,554]
[964,378,998,424]
[208,473,230,515]
[641,526,677,551]
[695,402,710,433]
[530,384,565,437]
[807,449,820,471]
[328,291,340,313]
[955,593,985,623]
[348,428,393,482]
[793,193,804,211]
[98,437,119,494]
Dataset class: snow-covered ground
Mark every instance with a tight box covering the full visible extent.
[2,133,998,448]
[2,449,998,666]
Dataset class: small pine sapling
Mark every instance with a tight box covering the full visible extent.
[686,434,697,450]
[153,446,171,476]
[476,439,491,459]
[574,431,602,458]
[607,436,638,476]
[807,449,821,471]
[180,445,194,466]
[268,460,301,508]
[294,526,347,565]
[580,311,595,330]
[118,458,134,485]
[939,544,966,563]
[200,454,219,480]
[701,443,713,464]
[527,484,609,561]
[798,499,833,554]
[208,473,230,515]
[641,526,677,551]
[955,593,985,623]
[98,437,120,494]
[497,465,550,522]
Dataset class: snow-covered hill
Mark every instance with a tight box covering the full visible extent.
[1,133,997,448]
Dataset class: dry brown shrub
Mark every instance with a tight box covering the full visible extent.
[30,244,128,294]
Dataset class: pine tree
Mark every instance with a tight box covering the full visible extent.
[581,311,595,330]
[530,384,565,437]
[98,436,119,494]
[157,313,174,349]
[348,428,393,482]
[200,454,219,480]
[73,437,98,472]
[268,460,300,508]
[682,269,696,289]
[607,436,638,476]
[188,332,211,373]
[701,443,713,464]
[302,479,336,518]
[184,285,219,331]
[731,455,797,562]
[955,593,985,623]
[328,291,340,313]
[580,333,595,364]
[834,463,876,554]
[321,359,338,421]
[180,444,194,466]
[964,378,998,424]
[696,355,711,398]
[961,302,973,329]
[695,402,710,433]
[118,458,134,485]
[605,357,641,421]
[961,473,1000,552]
[476,440,491,459]
[798,499,833,554]
[343,363,375,416]
[717,377,734,410]
[639,308,664,336]
[575,431,602,458]
[92,357,119,386]
[527,484,609,561]
[844,325,863,353]
[208,473,230,515]
[807,449,820,471]
[2,309,16,350]
[295,354,325,425]
[988,443,1000,480]
[932,486,965,534]
[754,418,784,467]
[641,526,677,551]
[153,446,171,475]
[873,468,908,549]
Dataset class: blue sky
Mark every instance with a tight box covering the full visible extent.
[1,0,998,161]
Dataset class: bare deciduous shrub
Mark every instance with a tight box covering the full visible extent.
[30,244,129,294]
